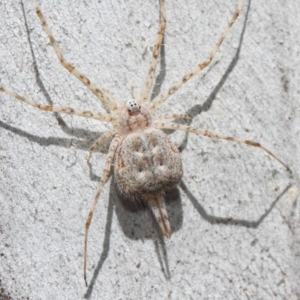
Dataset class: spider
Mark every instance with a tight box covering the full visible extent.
[0,0,290,286]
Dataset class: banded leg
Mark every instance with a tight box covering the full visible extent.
[0,87,115,123]
[146,191,171,238]
[87,131,116,163]
[140,0,166,103]
[33,0,120,112]
[84,134,121,286]
[155,122,291,173]
[154,113,191,121]
[103,89,120,103]
[150,0,243,111]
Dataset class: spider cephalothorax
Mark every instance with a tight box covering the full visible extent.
[120,100,152,132]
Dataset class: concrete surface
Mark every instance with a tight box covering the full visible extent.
[0,0,299,299]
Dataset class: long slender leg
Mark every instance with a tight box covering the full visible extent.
[155,122,291,173]
[87,131,116,163]
[150,0,243,111]
[0,87,116,123]
[153,113,191,121]
[103,89,120,103]
[131,83,140,102]
[146,191,171,238]
[33,0,120,112]
[140,0,166,103]
[84,135,121,286]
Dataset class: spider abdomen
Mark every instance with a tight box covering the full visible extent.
[114,127,183,197]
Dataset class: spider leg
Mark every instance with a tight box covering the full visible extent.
[140,0,166,103]
[87,131,116,163]
[103,89,121,103]
[146,191,171,238]
[33,0,120,112]
[150,0,243,112]
[84,134,121,286]
[155,122,291,173]
[0,87,116,123]
[153,113,191,121]
[131,83,140,102]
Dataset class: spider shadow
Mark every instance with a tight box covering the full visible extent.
[113,178,182,242]
[0,2,108,154]
[84,167,292,298]
[180,180,292,228]
[113,179,182,281]
[19,0,103,144]
[84,172,183,298]
[178,0,252,153]
[151,36,167,100]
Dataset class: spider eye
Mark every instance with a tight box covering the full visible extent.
[126,100,141,114]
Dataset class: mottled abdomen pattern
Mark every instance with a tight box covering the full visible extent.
[114,128,183,197]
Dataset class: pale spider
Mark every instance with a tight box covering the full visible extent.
[0,0,290,286]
